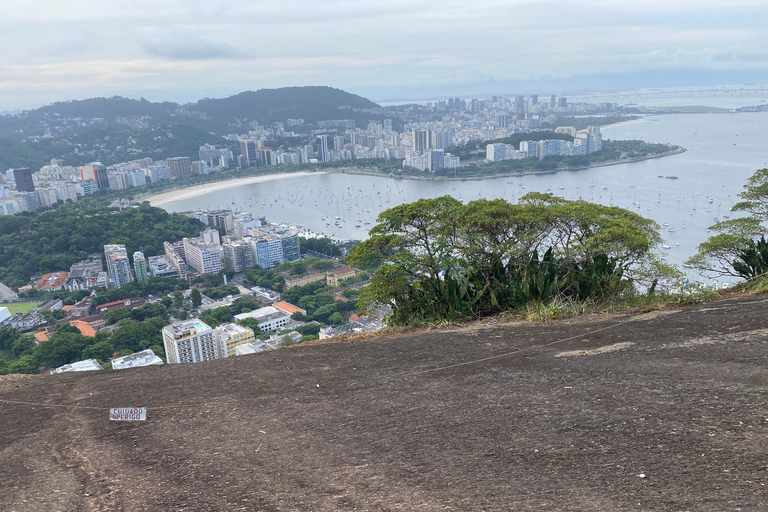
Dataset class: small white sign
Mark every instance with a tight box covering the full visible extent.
[109,407,147,421]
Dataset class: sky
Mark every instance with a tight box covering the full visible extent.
[1,0,768,110]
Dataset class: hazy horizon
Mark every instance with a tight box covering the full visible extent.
[1,1,767,111]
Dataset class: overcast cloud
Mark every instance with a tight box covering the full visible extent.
[0,0,767,109]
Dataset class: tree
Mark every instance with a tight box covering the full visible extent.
[172,290,184,309]
[236,317,262,334]
[688,169,768,278]
[349,195,667,327]
[81,341,114,362]
[189,287,202,308]
[328,312,345,326]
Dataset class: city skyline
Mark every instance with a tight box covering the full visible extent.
[1,1,767,111]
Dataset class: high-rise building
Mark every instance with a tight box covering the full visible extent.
[487,144,507,162]
[318,135,329,162]
[162,319,219,364]
[133,251,148,284]
[222,240,254,272]
[239,139,258,167]
[333,135,345,151]
[259,147,273,166]
[551,94,556,109]
[164,241,188,280]
[12,168,34,192]
[183,229,223,274]
[431,131,453,150]
[104,244,134,288]
[166,157,191,178]
[558,97,568,108]
[413,129,429,153]
[530,94,539,105]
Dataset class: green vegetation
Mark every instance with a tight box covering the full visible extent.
[0,298,170,375]
[543,115,641,131]
[0,301,43,315]
[300,237,344,258]
[192,86,381,126]
[245,268,286,293]
[688,168,768,279]
[202,285,240,301]
[348,194,673,328]
[0,200,204,288]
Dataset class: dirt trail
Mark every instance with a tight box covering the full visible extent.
[2,296,768,511]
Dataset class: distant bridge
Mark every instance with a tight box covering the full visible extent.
[568,87,767,103]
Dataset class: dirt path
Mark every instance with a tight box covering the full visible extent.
[2,296,768,510]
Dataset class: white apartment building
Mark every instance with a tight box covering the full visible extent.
[162,319,218,364]
[183,230,223,274]
[234,306,290,332]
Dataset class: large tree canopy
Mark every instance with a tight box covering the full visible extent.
[349,194,666,327]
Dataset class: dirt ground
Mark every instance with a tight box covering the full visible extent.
[1,296,767,511]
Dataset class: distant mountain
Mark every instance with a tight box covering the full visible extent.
[0,86,387,169]
[356,68,768,103]
[0,86,382,140]
[193,86,380,124]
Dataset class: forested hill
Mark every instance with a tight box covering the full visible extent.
[0,86,382,140]
[0,201,204,288]
[192,86,380,124]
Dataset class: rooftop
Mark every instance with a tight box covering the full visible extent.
[272,301,306,315]
[234,306,287,323]
[50,358,104,374]
[111,349,164,370]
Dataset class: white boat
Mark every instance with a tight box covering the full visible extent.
[662,245,671,250]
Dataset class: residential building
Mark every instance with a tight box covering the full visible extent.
[166,157,191,178]
[104,244,133,288]
[162,319,218,364]
[239,139,258,167]
[147,255,180,278]
[183,230,223,274]
[249,225,301,269]
[487,143,507,162]
[413,129,429,153]
[164,241,188,280]
[12,168,35,192]
[213,323,256,358]
[133,251,148,284]
[222,240,254,272]
[318,135,329,162]
[34,272,68,291]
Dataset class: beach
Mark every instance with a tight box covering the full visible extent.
[142,171,324,206]
[600,117,647,129]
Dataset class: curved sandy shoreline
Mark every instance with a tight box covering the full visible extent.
[142,141,682,206]
[143,171,324,206]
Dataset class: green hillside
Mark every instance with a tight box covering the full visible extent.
[193,86,380,124]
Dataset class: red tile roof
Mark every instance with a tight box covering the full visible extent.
[273,301,306,315]
[69,320,97,337]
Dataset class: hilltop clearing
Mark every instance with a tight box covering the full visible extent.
[1,296,767,510]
